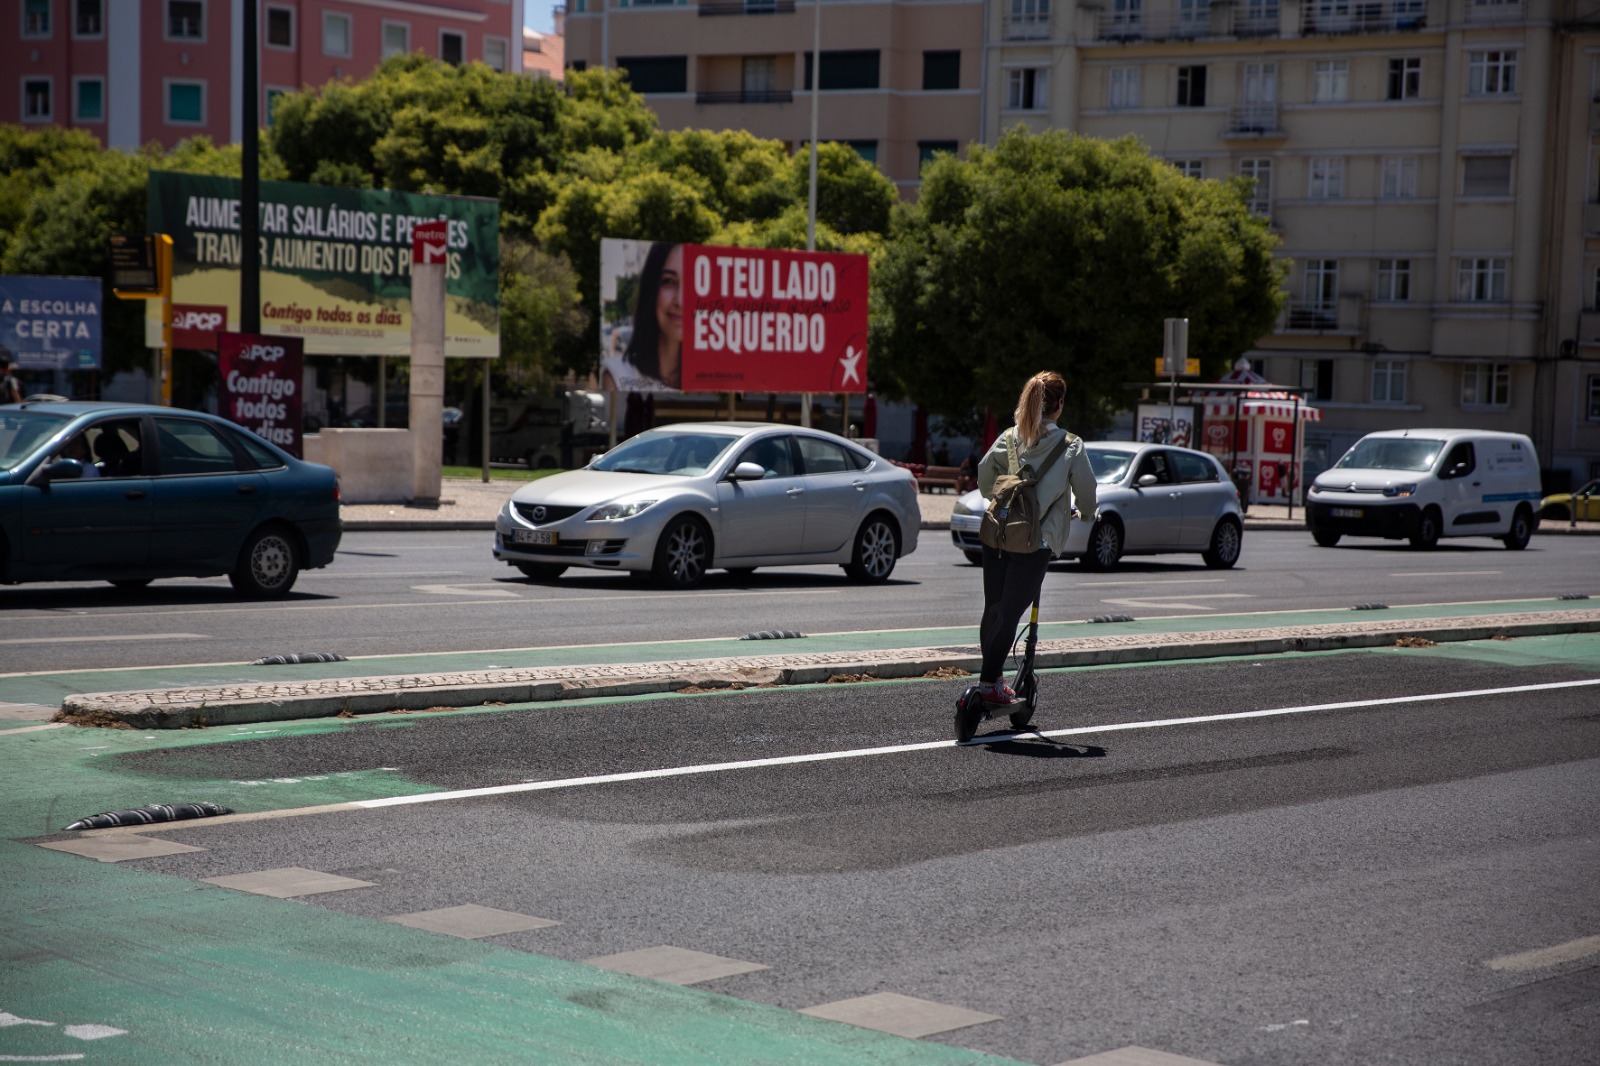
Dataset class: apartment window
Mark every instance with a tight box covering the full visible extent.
[1305,259,1339,308]
[1588,375,1600,420]
[1241,62,1277,106]
[1109,67,1141,109]
[846,140,877,164]
[1376,259,1411,301]
[1110,0,1142,30]
[266,6,293,48]
[1462,154,1512,197]
[1176,65,1207,107]
[1179,0,1210,29]
[22,79,53,122]
[1300,359,1334,402]
[619,56,688,94]
[743,56,777,94]
[73,78,104,122]
[74,0,104,37]
[324,13,352,57]
[1240,158,1272,215]
[167,0,204,40]
[923,51,960,91]
[1312,60,1349,103]
[23,0,50,36]
[440,30,465,65]
[1387,57,1421,100]
[382,22,409,58]
[1592,265,1600,309]
[1456,257,1508,301]
[1171,159,1204,179]
[1467,51,1517,95]
[918,141,958,169]
[1006,67,1049,110]
[484,37,509,71]
[1381,156,1418,199]
[1461,363,1510,407]
[1372,360,1407,403]
[1308,157,1344,199]
[166,80,204,124]
[804,51,881,91]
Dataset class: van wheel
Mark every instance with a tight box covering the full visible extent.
[1313,531,1341,547]
[1502,507,1533,550]
[1410,507,1441,550]
[963,550,984,566]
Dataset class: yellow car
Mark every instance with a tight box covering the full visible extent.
[1539,479,1600,522]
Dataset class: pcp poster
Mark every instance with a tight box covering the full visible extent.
[218,332,304,457]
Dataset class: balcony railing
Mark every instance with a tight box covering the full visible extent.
[1302,2,1426,35]
[1223,105,1284,137]
[1096,13,1213,41]
[695,89,794,105]
[698,0,795,15]
[1003,13,1053,38]
[1465,0,1524,22]
[1280,296,1361,333]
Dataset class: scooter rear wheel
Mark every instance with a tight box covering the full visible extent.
[1008,674,1038,730]
[955,687,987,743]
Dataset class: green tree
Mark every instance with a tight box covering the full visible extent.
[870,129,1284,434]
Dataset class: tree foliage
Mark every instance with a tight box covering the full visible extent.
[870,129,1285,434]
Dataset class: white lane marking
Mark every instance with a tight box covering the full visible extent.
[302,571,466,579]
[1078,579,1228,588]
[0,633,206,646]
[1485,935,1600,972]
[1388,571,1502,578]
[354,677,1600,809]
[1102,595,1255,610]
[412,583,523,598]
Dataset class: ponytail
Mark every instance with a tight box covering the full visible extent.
[1012,371,1066,449]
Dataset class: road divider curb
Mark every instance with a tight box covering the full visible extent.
[52,609,1600,729]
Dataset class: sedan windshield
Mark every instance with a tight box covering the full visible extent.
[590,431,736,476]
[0,410,71,470]
[1334,437,1443,473]
[1087,447,1135,486]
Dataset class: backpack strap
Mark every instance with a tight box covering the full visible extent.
[1030,432,1071,481]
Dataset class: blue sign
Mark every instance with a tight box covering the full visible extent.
[0,276,103,370]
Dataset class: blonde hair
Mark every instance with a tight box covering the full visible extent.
[1013,371,1067,449]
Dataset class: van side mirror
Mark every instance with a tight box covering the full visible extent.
[1446,462,1469,478]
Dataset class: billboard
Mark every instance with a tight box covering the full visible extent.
[1136,403,1195,447]
[145,171,499,358]
[598,239,868,393]
[0,276,102,370]
[218,332,305,457]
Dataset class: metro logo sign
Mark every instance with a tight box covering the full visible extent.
[412,220,449,265]
[172,304,228,349]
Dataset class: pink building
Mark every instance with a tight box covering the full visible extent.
[3,0,526,150]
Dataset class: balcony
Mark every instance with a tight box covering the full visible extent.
[1301,2,1426,35]
[1279,295,1362,334]
[1222,105,1284,139]
[698,0,795,15]
[1095,12,1214,41]
[1004,12,1053,38]
[695,89,794,105]
[1465,0,1524,23]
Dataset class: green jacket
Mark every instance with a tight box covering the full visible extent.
[977,423,1098,555]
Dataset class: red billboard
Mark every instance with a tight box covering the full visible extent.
[218,332,305,457]
[681,244,868,394]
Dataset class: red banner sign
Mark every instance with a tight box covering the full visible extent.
[218,332,304,457]
[172,303,228,349]
[681,244,868,393]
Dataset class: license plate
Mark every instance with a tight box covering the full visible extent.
[513,529,557,546]
[1331,508,1363,519]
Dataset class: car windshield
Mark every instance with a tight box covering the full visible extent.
[1333,437,1443,473]
[0,410,71,470]
[1087,447,1135,485]
[590,430,736,476]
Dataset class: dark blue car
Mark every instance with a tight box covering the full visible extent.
[0,401,341,597]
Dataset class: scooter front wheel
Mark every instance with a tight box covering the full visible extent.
[1008,674,1038,730]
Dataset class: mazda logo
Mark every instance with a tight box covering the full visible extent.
[531,505,547,522]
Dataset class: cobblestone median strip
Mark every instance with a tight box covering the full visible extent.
[55,610,1600,729]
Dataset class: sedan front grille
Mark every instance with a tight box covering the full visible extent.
[514,503,584,525]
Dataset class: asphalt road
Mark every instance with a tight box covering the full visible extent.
[74,640,1600,1066]
[3,529,1597,674]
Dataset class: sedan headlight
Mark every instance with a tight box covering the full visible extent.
[587,500,657,521]
[1382,483,1418,498]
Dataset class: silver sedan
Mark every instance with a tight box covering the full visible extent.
[950,440,1244,570]
[494,422,921,588]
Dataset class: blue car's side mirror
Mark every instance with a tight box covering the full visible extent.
[26,458,87,486]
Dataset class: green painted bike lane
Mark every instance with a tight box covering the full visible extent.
[1,716,1020,1064]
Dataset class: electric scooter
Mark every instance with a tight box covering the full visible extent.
[955,592,1041,743]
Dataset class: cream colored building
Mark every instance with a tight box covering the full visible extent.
[566,0,1600,488]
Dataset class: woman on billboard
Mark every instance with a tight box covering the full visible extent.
[602,242,682,392]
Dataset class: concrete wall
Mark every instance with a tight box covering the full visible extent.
[303,429,413,503]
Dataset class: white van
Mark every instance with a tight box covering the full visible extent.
[1305,429,1542,550]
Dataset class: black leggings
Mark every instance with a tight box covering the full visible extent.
[978,546,1053,683]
